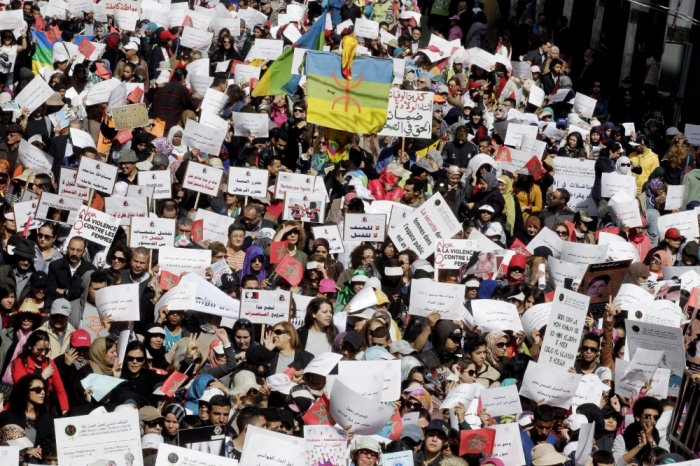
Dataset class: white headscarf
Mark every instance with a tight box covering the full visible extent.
[615,156,631,175]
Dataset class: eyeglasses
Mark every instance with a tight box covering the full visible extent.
[29,387,45,394]
[496,342,508,348]
[243,214,259,223]
[461,369,476,376]
[37,233,54,240]
[642,414,660,421]
[273,329,287,335]
[34,347,50,354]
[620,163,631,167]
[358,449,379,458]
[510,268,524,274]
[405,400,423,409]
[555,230,568,237]
[146,420,162,428]
[293,108,304,113]
[113,256,126,262]
[252,257,264,263]
[126,356,146,363]
[581,346,599,353]
[399,261,407,265]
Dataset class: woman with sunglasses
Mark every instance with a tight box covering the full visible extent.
[300,254,327,296]
[269,221,307,268]
[263,321,314,375]
[240,245,267,285]
[464,336,501,389]
[0,374,53,462]
[484,330,513,374]
[350,436,382,466]
[33,223,61,273]
[120,340,169,407]
[106,245,132,272]
[10,330,69,415]
[647,250,672,280]
[310,238,344,281]
[552,222,572,242]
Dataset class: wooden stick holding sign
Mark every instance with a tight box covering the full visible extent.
[193,192,201,211]
[87,188,95,209]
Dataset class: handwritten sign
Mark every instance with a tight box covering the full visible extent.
[194,208,236,244]
[95,283,139,321]
[487,424,526,466]
[573,92,597,118]
[657,209,699,238]
[240,289,291,324]
[240,426,304,466]
[526,227,564,258]
[344,213,386,241]
[104,196,149,226]
[183,161,223,196]
[77,156,117,194]
[378,89,434,138]
[626,320,685,396]
[159,246,211,277]
[130,217,175,248]
[504,123,538,147]
[103,0,141,12]
[601,172,637,199]
[16,77,54,114]
[434,239,478,270]
[111,104,149,129]
[232,112,269,138]
[13,199,43,232]
[227,167,269,197]
[409,278,465,320]
[245,38,284,61]
[18,139,53,174]
[480,385,522,417]
[283,193,326,223]
[540,287,589,369]
[390,192,461,259]
[201,88,229,115]
[137,170,172,200]
[69,206,120,247]
[685,123,700,146]
[520,361,582,409]
[311,225,344,254]
[329,379,394,435]
[338,360,401,402]
[35,192,84,224]
[472,300,524,332]
[180,26,214,50]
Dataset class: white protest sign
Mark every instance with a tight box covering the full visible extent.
[246,38,284,61]
[390,192,461,259]
[159,246,211,276]
[528,86,545,107]
[35,192,84,224]
[338,360,402,402]
[622,122,636,136]
[240,289,291,324]
[86,78,120,106]
[95,284,139,321]
[186,59,210,82]
[130,217,175,248]
[616,348,664,397]
[213,18,240,36]
[233,63,261,85]
[69,206,120,247]
[628,300,682,328]
[540,287,590,369]
[472,300,523,332]
[647,367,671,399]
[104,196,149,226]
[200,88,230,116]
[608,192,642,228]
[613,283,655,311]
[488,424,526,466]
[54,410,143,466]
[665,185,685,211]
[657,210,699,238]
[547,256,587,288]
[156,443,236,466]
[344,213,386,242]
[80,373,124,401]
[626,320,685,396]
[571,373,610,412]
[305,352,343,377]
[382,451,413,466]
[494,146,533,173]
[16,77,54,114]
[156,272,240,318]
[440,383,480,409]
[183,119,226,156]
[275,172,327,200]
[520,361,582,408]
[504,123,538,147]
[76,156,117,193]
[480,385,522,417]
[183,161,223,196]
[408,279,465,320]
[232,112,269,138]
[560,242,609,265]
[283,193,326,223]
[137,170,172,200]
[526,227,564,258]
[601,172,637,199]
[240,425,305,466]
[311,225,345,254]
[521,303,552,343]
[18,139,53,174]
[180,27,214,49]
[354,17,379,39]
[13,200,42,231]
[304,426,348,466]
[573,93,597,118]
[126,184,154,199]
[511,61,532,79]
[194,208,236,244]
[520,135,547,158]
[378,89,433,138]
[0,10,24,29]
[686,123,700,146]
[434,239,478,270]
[329,379,394,435]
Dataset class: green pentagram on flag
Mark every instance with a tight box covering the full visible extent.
[467,433,489,451]
[283,263,299,279]
[312,404,330,424]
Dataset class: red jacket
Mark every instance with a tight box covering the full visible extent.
[12,357,69,412]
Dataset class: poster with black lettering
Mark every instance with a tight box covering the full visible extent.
[539,287,590,369]
[67,206,120,248]
[76,156,118,194]
[239,289,290,324]
[35,192,84,225]
[282,193,326,223]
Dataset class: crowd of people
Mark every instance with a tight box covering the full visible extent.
[0,0,693,466]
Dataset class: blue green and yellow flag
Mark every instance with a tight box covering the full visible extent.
[305,50,392,134]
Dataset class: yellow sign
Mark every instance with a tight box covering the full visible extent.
[112,104,149,130]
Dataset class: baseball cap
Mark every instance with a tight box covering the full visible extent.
[139,406,164,422]
[210,338,225,355]
[531,65,541,73]
[319,278,336,293]
[124,42,139,51]
[479,205,495,213]
[220,273,239,291]
[425,419,450,438]
[342,331,363,350]
[30,271,49,287]
[665,228,681,239]
[401,424,424,443]
[50,298,71,316]
[70,329,92,348]
[556,118,569,128]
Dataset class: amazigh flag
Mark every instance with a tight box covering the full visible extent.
[251,12,326,98]
[306,50,393,133]
[32,31,96,75]
[302,394,334,426]
[275,254,303,286]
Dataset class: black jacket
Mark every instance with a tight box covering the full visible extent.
[0,410,56,455]
[47,258,97,302]
[441,139,478,168]
[54,353,82,408]
[120,369,169,407]
[269,349,314,374]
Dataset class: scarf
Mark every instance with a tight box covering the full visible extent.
[88,337,114,376]
[145,324,168,370]
[645,178,664,206]
[485,330,507,367]
[622,422,660,463]
[1,328,32,384]
[499,176,516,235]
[615,156,631,175]
[167,125,188,158]
[336,269,370,308]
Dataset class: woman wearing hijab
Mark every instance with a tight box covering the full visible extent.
[380,258,404,319]
[647,250,672,279]
[469,172,505,218]
[102,33,125,72]
[183,374,215,414]
[576,403,606,441]
[628,219,652,262]
[167,126,188,160]
[518,215,541,246]
[485,330,510,373]
[625,262,650,285]
[335,269,370,313]
[72,336,120,405]
[499,254,526,287]
[132,132,150,162]
[162,403,185,445]
[497,175,523,240]
[144,324,168,370]
[239,245,267,284]
[375,238,397,277]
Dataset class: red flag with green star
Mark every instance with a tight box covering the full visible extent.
[191,219,204,243]
[270,240,289,264]
[275,254,303,286]
[387,410,403,441]
[302,394,334,425]
[159,271,181,291]
[459,428,495,456]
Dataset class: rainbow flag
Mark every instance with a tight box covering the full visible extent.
[251,15,326,97]
[31,31,96,75]
[305,51,392,134]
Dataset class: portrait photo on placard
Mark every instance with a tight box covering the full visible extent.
[578,260,632,318]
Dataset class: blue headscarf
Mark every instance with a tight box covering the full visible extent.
[183,374,214,413]
[363,346,391,361]
[239,245,267,283]
[477,279,499,299]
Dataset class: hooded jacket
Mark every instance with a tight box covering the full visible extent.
[629,147,659,194]
[683,168,700,207]
[418,321,462,370]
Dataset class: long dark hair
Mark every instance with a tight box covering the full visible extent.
[21,330,50,363]
[9,374,47,415]
[304,297,337,345]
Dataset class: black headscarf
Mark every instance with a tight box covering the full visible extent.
[145,323,169,370]
[576,403,605,439]
[132,132,150,161]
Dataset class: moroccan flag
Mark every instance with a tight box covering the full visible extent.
[78,37,96,59]
[191,219,204,243]
[509,238,530,257]
[34,16,45,31]
[275,254,303,286]
[386,411,403,441]
[128,86,144,104]
[306,50,393,134]
[525,156,544,181]
[159,270,181,290]
[251,12,326,97]
[302,394,334,426]
[160,371,188,398]
[46,25,61,43]
[459,428,495,456]
[495,146,511,163]
[270,240,289,264]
